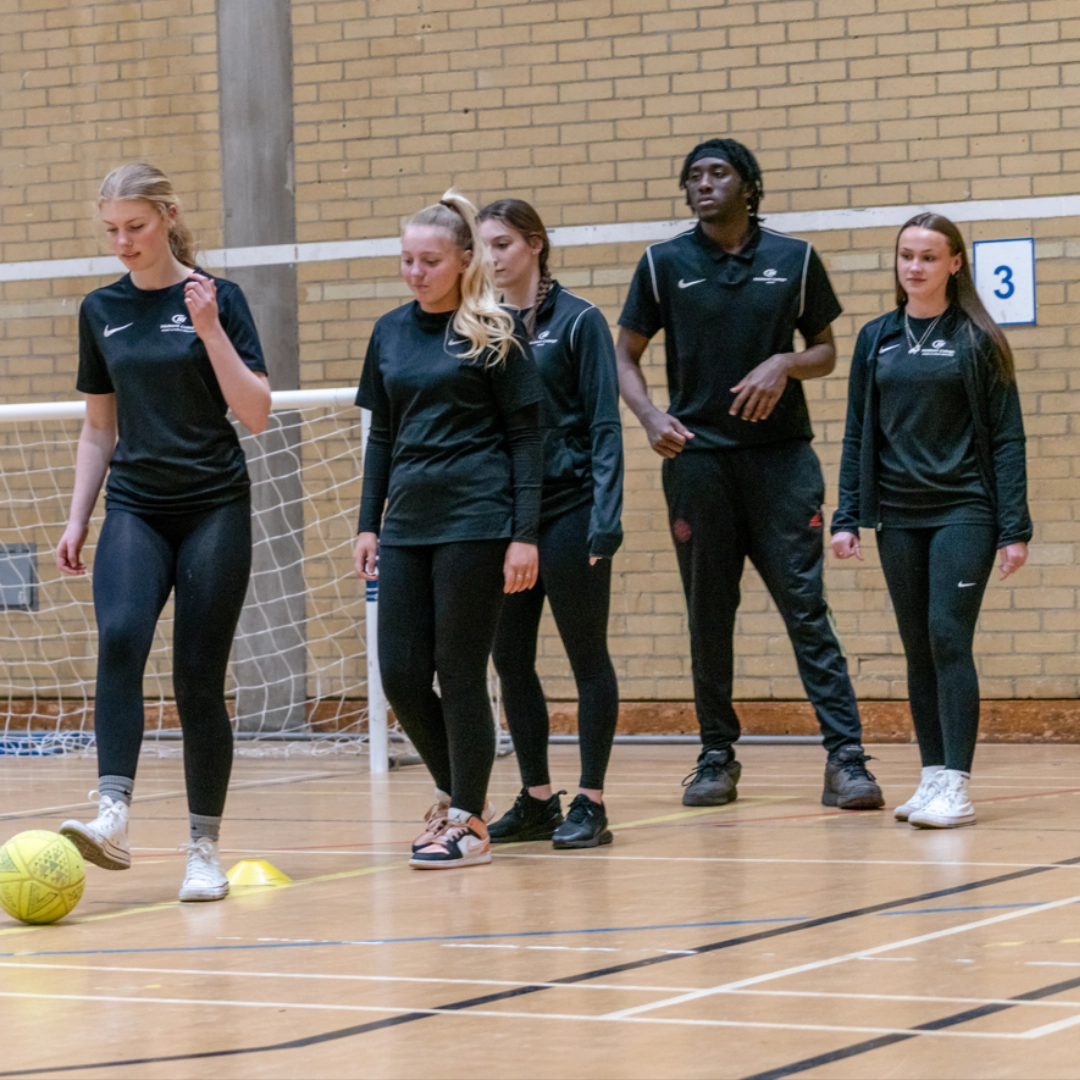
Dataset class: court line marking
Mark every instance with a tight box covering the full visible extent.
[740,970,1080,1080]
[0,770,342,822]
[6,960,1080,1012]
[13,856,1080,1076]
[2,916,807,956]
[0,990,1040,1041]
[604,893,1080,1020]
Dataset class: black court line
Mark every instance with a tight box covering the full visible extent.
[4,855,1079,1078]
[741,970,1080,1080]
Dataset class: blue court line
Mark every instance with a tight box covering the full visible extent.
[877,902,1046,915]
[1,916,807,959]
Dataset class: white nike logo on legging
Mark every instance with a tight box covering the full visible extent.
[958,582,976,587]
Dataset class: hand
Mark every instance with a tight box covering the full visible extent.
[729,354,790,422]
[831,531,863,561]
[184,272,221,338]
[56,522,89,576]
[504,541,539,594]
[354,532,378,580]
[999,541,1028,579]
[643,409,695,458]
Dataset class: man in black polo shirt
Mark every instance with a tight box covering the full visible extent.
[617,138,884,811]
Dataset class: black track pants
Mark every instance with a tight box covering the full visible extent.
[662,441,863,755]
[492,501,619,791]
[92,498,252,817]
[376,539,507,818]
[877,524,997,773]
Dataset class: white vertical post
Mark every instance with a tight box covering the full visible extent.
[361,408,389,774]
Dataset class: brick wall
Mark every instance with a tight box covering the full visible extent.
[2,0,1079,705]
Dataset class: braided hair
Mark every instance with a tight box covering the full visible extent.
[678,138,764,224]
[477,198,552,338]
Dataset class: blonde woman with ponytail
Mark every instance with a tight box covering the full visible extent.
[57,163,270,903]
[478,199,624,849]
[354,191,543,869]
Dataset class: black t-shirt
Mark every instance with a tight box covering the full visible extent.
[875,307,994,528]
[77,271,267,514]
[356,303,543,545]
[619,224,842,449]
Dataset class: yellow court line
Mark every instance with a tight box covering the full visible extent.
[613,796,795,831]
[0,859,408,938]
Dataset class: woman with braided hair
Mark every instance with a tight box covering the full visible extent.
[478,199,624,848]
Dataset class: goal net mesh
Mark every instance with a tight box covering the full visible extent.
[0,390,459,760]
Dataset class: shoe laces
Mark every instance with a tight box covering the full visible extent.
[89,792,127,831]
[681,751,730,788]
[834,748,878,783]
[182,838,222,884]
[565,794,597,824]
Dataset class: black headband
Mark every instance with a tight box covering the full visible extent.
[685,143,743,179]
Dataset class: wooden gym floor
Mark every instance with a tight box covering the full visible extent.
[3,743,1080,1079]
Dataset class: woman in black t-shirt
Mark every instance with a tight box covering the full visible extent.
[56,163,271,902]
[477,199,624,849]
[832,212,1031,830]
[354,191,543,870]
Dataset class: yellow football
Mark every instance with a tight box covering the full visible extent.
[0,830,86,925]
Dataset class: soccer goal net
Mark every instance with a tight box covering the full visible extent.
[0,389,442,770]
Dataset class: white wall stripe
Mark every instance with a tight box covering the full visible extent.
[1,195,1078,285]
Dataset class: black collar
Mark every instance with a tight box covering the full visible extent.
[692,222,760,264]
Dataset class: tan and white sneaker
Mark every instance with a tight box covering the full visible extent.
[410,808,491,869]
[894,766,945,821]
[908,769,976,829]
[412,789,495,854]
[60,792,131,870]
[179,838,230,902]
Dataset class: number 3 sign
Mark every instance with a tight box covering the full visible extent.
[972,237,1036,325]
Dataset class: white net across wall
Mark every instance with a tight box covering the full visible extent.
[0,389,387,760]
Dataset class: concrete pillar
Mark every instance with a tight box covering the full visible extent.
[217,0,306,731]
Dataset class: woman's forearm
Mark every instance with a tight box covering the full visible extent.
[201,324,272,434]
[69,421,115,529]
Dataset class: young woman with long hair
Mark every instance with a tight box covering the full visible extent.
[57,163,271,900]
[832,212,1031,828]
[354,191,543,869]
[478,199,624,848]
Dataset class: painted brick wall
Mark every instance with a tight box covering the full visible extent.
[1,0,1079,705]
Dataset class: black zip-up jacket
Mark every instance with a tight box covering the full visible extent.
[531,281,624,558]
[832,307,1032,547]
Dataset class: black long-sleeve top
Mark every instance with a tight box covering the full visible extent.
[525,281,623,558]
[832,306,1032,547]
[356,303,543,546]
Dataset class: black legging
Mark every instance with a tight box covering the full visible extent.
[492,501,619,791]
[376,539,507,818]
[92,498,252,817]
[877,523,997,773]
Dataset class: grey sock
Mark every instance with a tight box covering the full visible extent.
[189,813,222,844]
[98,775,134,807]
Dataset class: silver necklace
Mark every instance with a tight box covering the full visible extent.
[904,310,943,355]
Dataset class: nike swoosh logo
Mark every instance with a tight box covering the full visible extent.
[678,279,706,289]
[103,323,133,337]
[958,582,976,588]
[447,338,465,345]
[879,343,901,353]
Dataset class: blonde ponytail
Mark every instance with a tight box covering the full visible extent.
[98,162,197,267]
[406,190,517,365]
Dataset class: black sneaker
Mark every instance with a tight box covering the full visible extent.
[681,748,741,807]
[552,794,613,849]
[488,788,565,844]
[822,744,885,810]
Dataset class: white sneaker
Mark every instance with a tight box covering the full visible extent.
[410,808,491,869]
[178,838,230,902]
[908,770,976,829]
[894,766,945,821]
[60,792,131,870]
